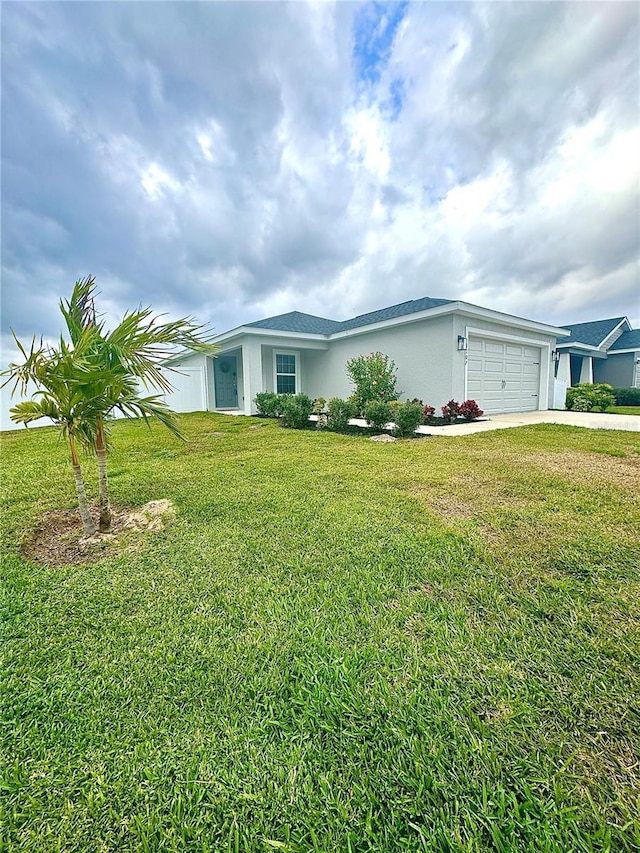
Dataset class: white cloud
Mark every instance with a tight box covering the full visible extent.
[1,0,638,357]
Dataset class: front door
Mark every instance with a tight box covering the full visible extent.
[214,356,238,408]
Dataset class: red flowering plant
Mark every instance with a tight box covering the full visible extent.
[346,351,399,415]
[422,404,435,421]
[459,399,484,421]
[441,399,461,423]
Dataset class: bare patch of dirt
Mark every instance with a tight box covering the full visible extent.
[21,500,176,567]
[526,449,640,487]
[420,493,476,520]
[409,582,435,597]
[410,486,533,522]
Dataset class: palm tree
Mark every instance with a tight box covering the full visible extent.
[3,332,100,536]
[3,277,218,535]
[62,277,217,532]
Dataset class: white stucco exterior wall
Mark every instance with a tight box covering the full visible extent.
[303,314,456,405]
[162,353,210,412]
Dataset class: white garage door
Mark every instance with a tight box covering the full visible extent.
[467,338,541,414]
[164,367,206,412]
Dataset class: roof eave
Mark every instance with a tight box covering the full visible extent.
[328,300,568,341]
[453,302,570,336]
[212,325,330,345]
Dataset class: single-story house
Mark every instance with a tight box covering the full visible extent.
[162,296,570,416]
[554,317,640,389]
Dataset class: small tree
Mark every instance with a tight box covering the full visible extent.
[59,277,217,531]
[346,352,399,414]
[4,332,100,536]
[3,277,217,534]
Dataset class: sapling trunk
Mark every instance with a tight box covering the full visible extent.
[96,418,111,532]
[69,434,96,536]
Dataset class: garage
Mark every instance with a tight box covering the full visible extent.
[466,337,541,414]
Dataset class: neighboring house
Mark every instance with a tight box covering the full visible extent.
[163,296,569,416]
[554,317,640,389]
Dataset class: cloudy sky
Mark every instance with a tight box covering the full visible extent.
[2,0,639,370]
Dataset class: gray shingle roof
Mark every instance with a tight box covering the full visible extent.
[559,317,627,347]
[246,311,343,334]
[337,297,453,331]
[245,297,453,335]
[609,329,640,351]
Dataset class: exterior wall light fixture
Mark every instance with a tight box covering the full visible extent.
[457,335,468,351]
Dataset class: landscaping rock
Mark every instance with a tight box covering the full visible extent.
[370,434,397,442]
[122,499,176,532]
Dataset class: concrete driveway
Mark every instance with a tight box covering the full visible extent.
[416,410,640,436]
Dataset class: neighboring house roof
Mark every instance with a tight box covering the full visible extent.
[246,297,454,335]
[559,317,627,347]
[609,329,640,351]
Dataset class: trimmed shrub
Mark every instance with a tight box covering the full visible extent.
[459,400,484,421]
[566,383,615,412]
[254,392,280,417]
[279,393,313,429]
[364,400,392,431]
[346,352,399,413]
[347,395,360,415]
[388,400,402,423]
[570,396,591,412]
[393,401,424,437]
[327,397,356,432]
[441,399,461,423]
[612,387,640,406]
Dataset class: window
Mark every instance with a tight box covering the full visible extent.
[275,352,297,394]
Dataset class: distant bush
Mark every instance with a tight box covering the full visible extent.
[279,394,313,429]
[327,397,356,432]
[254,392,280,417]
[611,387,640,406]
[566,383,615,412]
[392,401,424,437]
[346,352,399,414]
[364,400,392,431]
[459,400,484,421]
[570,396,591,412]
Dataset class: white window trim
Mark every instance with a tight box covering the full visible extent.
[273,349,301,395]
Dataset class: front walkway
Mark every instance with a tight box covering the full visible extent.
[415,410,640,436]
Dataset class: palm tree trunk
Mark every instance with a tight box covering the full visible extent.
[96,418,111,532]
[69,434,96,537]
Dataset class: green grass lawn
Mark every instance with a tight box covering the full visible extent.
[607,406,640,416]
[1,414,639,852]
